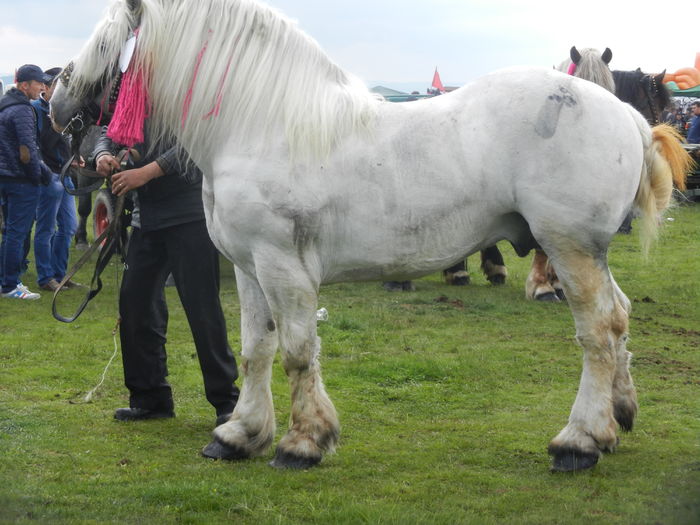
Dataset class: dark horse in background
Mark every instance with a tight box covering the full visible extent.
[443,55,671,299]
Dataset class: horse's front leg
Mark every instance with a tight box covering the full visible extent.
[202,267,278,460]
[257,259,339,469]
[443,260,470,285]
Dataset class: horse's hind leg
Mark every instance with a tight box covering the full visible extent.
[480,245,507,285]
[546,250,631,472]
[610,277,638,431]
[203,267,278,460]
[525,249,559,301]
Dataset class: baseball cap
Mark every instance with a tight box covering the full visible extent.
[44,67,63,84]
[15,64,53,84]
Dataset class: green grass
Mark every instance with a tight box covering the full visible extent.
[1,205,699,524]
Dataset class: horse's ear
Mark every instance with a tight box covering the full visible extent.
[601,48,613,65]
[570,46,582,65]
[655,70,666,84]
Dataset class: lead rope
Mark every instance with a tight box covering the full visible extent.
[82,321,120,402]
[81,160,127,403]
[79,254,123,403]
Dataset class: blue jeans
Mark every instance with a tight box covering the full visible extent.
[0,180,39,293]
[34,174,77,286]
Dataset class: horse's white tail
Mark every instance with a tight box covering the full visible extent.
[634,122,692,253]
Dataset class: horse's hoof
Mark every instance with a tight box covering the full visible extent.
[535,292,560,302]
[201,438,250,461]
[614,404,636,433]
[269,447,321,470]
[549,447,599,472]
[488,274,506,285]
[555,288,566,301]
[451,275,470,286]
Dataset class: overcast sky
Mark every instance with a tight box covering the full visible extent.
[1,0,696,93]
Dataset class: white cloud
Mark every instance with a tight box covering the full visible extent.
[0,26,89,75]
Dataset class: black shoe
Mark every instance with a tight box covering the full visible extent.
[114,407,175,421]
[215,412,232,426]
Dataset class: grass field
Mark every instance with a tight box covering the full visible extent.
[1,204,699,524]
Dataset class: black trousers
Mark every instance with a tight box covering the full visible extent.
[119,220,238,415]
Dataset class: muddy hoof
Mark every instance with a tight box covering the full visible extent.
[269,447,321,470]
[201,438,250,461]
[555,288,566,301]
[549,447,599,472]
[488,274,506,285]
[535,292,560,302]
[451,275,470,286]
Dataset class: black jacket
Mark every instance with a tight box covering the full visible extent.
[93,126,205,232]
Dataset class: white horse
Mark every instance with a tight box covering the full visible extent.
[50,0,690,472]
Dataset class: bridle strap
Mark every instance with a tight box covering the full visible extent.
[52,149,133,323]
[52,193,126,323]
[645,75,661,125]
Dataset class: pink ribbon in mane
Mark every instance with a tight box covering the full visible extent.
[107,29,150,147]
[567,62,577,76]
[182,30,237,127]
[181,30,213,129]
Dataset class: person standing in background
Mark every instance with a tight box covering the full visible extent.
[0,65,52,300]
[31,67,80,291]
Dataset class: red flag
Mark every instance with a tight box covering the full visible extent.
[432,67,445,93]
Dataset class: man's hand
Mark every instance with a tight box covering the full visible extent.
[70,156,86,169]
[95,153,120,177]
[111,162,165,197]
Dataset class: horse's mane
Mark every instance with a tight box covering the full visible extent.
[69,1,140,100]
[557,48,615,93]
[78,0,379,162]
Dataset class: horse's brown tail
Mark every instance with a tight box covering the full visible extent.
[635,123,693,254]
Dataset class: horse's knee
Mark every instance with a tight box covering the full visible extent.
[280,335,320,374]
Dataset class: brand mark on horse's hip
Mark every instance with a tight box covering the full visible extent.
[535,86,578,139]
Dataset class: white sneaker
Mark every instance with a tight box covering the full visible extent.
[2,284,41,300]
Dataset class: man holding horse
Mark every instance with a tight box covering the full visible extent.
[93,129,240,426]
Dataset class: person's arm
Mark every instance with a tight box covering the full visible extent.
[93,126,121,176]
[110,160,164,197]
[14,105,45,184]
[154,145,202,183]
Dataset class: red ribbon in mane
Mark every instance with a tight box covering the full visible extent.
[107,30,150,147]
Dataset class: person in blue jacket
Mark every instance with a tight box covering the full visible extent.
[31,67,80,292]
[686,102,700,144]
[0,64,52,300]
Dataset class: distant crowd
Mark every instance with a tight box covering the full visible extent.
[663,101,700,143]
